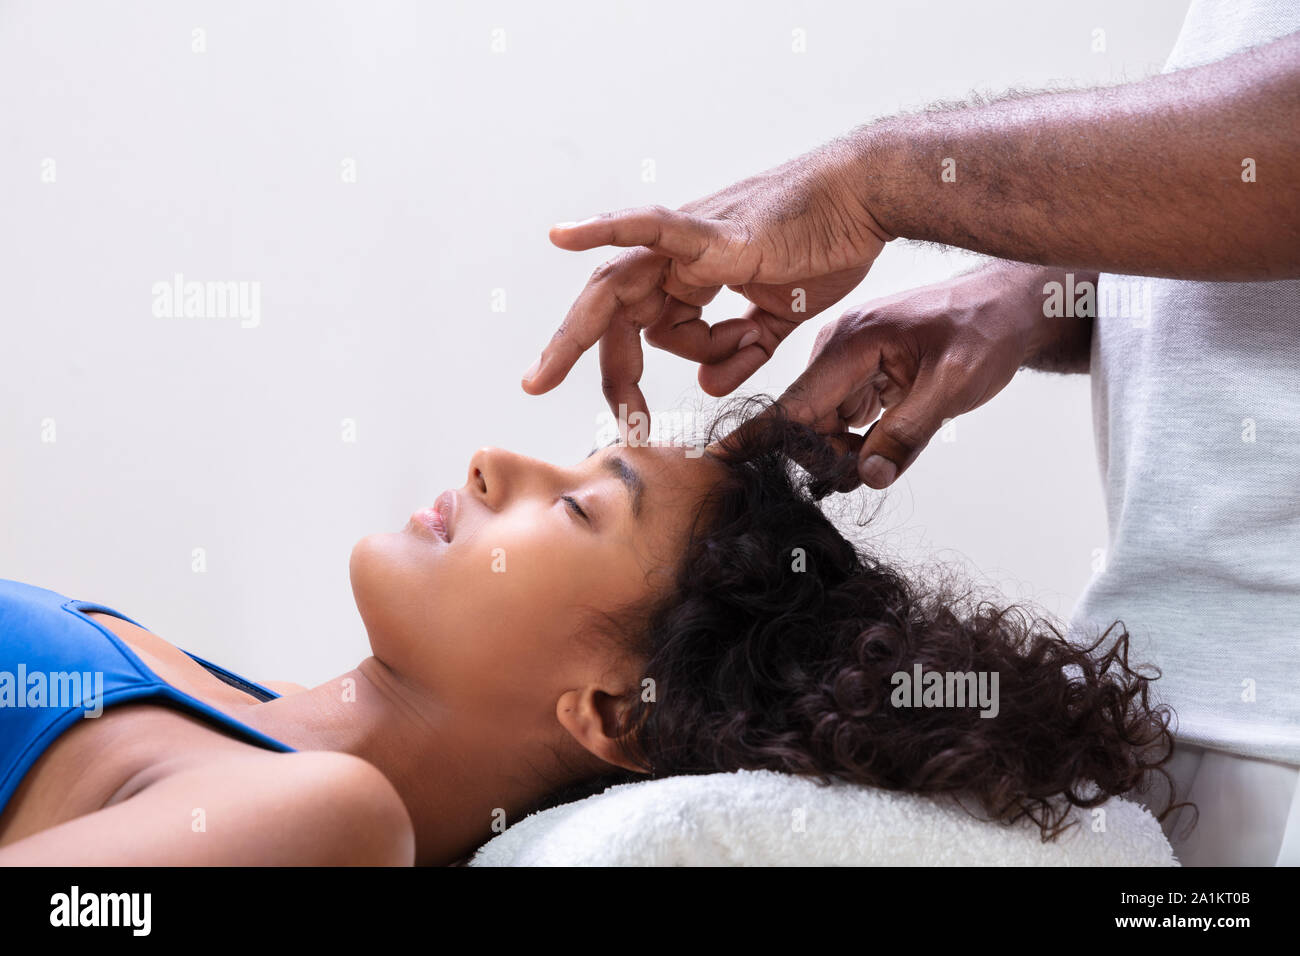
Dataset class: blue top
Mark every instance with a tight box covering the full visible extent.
[0,577,296,818]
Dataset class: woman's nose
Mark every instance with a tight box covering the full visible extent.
[466,447,500,506]
[468,447,569,510]
[466,446,544,509]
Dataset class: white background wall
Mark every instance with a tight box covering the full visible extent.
[0,0,1190,686]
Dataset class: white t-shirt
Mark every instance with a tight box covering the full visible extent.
[1069,0,1300,765]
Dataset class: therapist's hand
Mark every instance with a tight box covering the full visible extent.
[520,139,892,433]
[778,261,1073,490]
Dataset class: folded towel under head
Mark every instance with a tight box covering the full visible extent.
[471,769,1178,866]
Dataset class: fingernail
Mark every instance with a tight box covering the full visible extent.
[737,329,761,350]
[552,221,578,229]
[860,454,897,488]
[522,357,542,382]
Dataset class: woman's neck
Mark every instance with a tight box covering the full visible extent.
[248,657,554,865]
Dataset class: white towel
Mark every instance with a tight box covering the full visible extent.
[470,770,1179,866]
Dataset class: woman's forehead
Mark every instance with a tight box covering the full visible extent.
[585,441,723,493]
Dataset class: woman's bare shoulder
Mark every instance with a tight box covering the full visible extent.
[0,748,414,865]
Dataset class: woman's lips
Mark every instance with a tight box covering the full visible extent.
[410,490,456,543]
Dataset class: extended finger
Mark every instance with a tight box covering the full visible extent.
[550,205,729,265]
[522,249,666,394]
[599,315,651,441]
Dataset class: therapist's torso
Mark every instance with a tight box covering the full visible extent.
[1070,0,1300,764]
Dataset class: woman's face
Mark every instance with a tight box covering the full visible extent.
[349,441,723,765]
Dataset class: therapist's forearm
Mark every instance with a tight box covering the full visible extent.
[849,31,1300,280]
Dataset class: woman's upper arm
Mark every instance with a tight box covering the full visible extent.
[0,750,414,866]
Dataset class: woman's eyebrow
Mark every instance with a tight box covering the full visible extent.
[604,454,644,519]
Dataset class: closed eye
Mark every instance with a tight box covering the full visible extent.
[562,495,590,524]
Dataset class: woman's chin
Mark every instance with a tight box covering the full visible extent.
[349,532,410,632]
[349,530,448,643]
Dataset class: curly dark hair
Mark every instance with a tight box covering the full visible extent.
[538,396,1192,843]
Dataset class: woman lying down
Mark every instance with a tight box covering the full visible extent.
[0,399,1189,866]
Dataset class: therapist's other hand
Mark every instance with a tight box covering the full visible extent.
[521,140,892,432]
[778,263,1047,490]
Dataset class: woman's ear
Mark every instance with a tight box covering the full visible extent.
[555,687,650,774]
